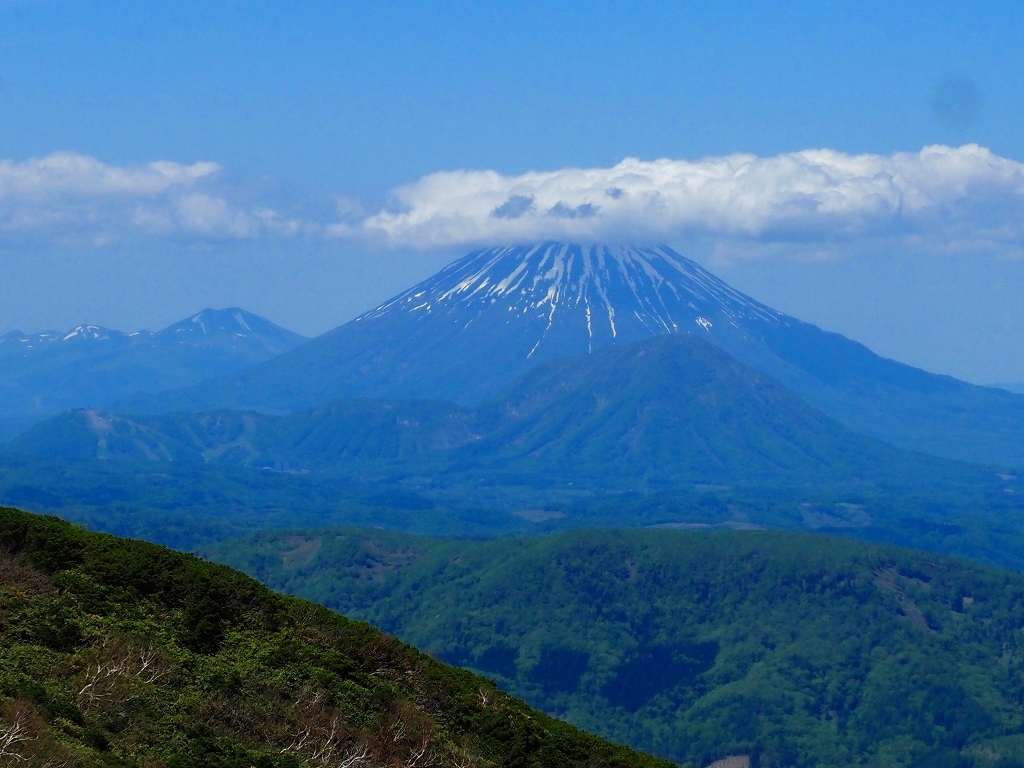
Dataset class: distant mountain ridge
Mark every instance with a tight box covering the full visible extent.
[0,307,306,439]
[9,335,977,489]
[120,244,1024,467]
[1,325,143,346]
[0,307,303,353]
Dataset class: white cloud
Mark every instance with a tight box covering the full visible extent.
[0,151,302,242]
[349,145,1024,251]
[7,146,1024,255]
[0,152,220,198]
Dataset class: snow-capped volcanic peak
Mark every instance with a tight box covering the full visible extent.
[359,243,782,356]
[61,325,118,341]
[151,308,306,354]
[174,309,254,337]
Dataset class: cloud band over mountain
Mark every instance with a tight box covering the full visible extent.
[3,146,1024,255]
[352,145,1024,251]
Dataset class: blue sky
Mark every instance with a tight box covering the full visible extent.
[4,1,1020,191]
[2,1,1024,382]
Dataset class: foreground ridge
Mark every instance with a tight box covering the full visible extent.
[0,506,673,768]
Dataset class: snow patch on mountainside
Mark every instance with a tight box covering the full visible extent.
[0,326,145,350]
[359,243,782,348]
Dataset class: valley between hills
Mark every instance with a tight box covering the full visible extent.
[6,243,1024,767]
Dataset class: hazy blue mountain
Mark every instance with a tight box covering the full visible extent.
[119,243,780,412]
[6,399,479,466]
[455,336,963,488]
[119,244,1024,467]
[8,336,970,489]
[5,335,1024,568]
[0,307,306,437]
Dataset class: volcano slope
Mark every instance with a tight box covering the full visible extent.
[119,243,1024,468]
[9,336,1024,570]
[0,505,669,768]
[209,525,1024,768]
[447,335,960,489]
[9,336,980,490]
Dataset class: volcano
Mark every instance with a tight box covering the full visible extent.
[121,243,1024,467]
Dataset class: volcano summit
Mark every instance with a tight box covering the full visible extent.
[122,243,1024,467]
[121,244,792,408]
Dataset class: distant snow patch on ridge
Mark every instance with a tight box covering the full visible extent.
[349,145,1024,252]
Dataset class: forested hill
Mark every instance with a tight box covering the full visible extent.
[0,506,671,768]
[9,336,989,490]
[209,526,1024,768]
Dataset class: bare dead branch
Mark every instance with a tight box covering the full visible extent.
[77,639,172,708]
[282,691,371,768]
[0,711,36,763]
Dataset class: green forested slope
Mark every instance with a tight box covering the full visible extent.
[8,336,985,488]
[209,527,1024,768]
[3,441,1024,577]
[454,336,951,487]
[0,506,671,768]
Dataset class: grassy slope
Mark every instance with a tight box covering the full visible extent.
[208,526,1024,768]
[0,506,671,768]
